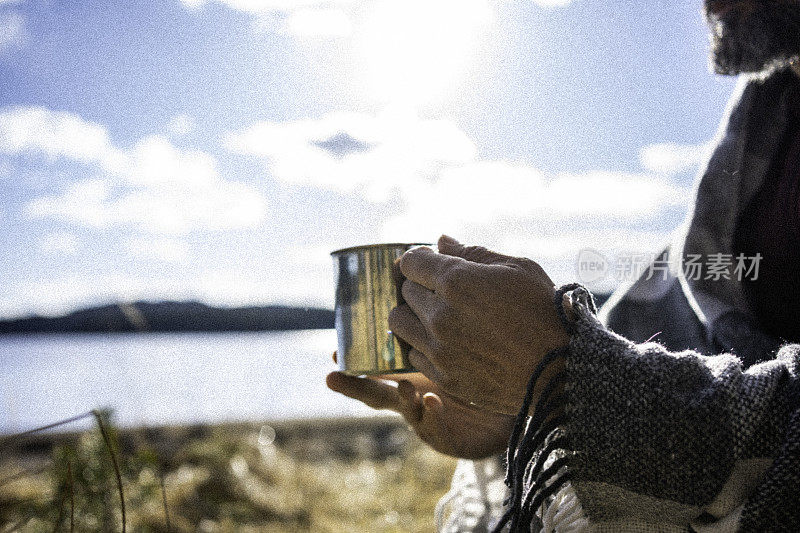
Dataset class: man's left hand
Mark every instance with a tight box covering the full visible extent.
[388,235,569,415]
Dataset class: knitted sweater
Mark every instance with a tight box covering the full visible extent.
[436,68,800,532]
[496,284,799,531]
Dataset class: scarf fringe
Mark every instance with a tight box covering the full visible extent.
[494,283,594,532]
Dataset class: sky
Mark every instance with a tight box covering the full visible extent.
[0,0,739,318]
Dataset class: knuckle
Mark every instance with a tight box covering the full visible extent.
[409,350,433,376]
[400,279,413,301]
[399,246,432,272]
[427,339,445,360]
[387,305,403,329]
[493,268,518,288]
[438,263,470,297]
[428,306,453,338]
[468,245,490,261]
[437,371,453,390]
[366,399,383,410]
[397,249,415,275]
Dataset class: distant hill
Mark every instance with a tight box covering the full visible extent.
[0,292,613,335]
[0,301,335,334]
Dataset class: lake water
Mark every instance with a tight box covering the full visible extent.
[0,329,379,434]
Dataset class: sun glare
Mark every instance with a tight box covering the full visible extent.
[358,0,493,106]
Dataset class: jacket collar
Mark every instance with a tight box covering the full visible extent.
[674,69,798,327]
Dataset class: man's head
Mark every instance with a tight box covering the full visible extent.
[705,0,800,75]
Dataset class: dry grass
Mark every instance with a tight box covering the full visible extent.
[0,416,457,532]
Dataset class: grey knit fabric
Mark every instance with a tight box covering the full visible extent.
[503,286,800,531]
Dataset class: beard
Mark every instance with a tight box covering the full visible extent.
[706,0,800,75]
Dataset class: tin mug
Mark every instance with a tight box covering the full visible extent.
[331,243,431,375]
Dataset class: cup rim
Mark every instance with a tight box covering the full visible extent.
[330,243,433,255]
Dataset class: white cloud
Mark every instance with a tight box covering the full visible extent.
[546,171,686,216]
[127,237,191,263]
[0,106,268,235]
[496,227,673,290]
[166,114,195,137]
[26,179,112,227]
[126,135,217,187]
[226,107,689,299]
[39,232,79,256]
[180,0,572,41]
[25,172,267,235]
[226,108,476,202]
[0,106,122,169]
[0,11,25,55]
[182,0,356,13]
[182,0,357,37]
[282,8,351,37]
[497,229,672,262]
[382,161,688,241]
[530,0,573,7]
[639,142,710,175]
[228,111,687,218]
[228,110,690,270]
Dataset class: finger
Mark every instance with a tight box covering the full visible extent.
[392,257,405,297]
[326,372,399,411]
[415,392,446,445]
[422,392,443,413]
[371,372,431,395]
[401,280,443,324]
[388,304,433,354]
[397,380,423,423]
[372,371,423,381]
[437,235,515,265]
[398,246,455,291]
[408,348,443,384]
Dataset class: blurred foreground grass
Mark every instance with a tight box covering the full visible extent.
[0,415,457,532]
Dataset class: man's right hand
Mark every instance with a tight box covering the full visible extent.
[327,354,514,460]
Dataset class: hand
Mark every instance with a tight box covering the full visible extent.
[326,353,514,459]
[388,235,569,415]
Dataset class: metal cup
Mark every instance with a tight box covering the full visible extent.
[331,243,431,375]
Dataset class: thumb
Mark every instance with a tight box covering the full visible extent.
[437,235,514,265]
[422,392,444,413]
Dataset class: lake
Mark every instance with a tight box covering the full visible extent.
[0,329,379,434]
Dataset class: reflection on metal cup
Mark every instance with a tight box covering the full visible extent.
[331,243,431,375]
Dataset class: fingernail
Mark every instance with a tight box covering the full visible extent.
[422,393,442,411]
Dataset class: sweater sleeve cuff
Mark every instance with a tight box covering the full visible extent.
[496,283,598,531]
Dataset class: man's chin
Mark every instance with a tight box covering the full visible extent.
[711,51,798,77]
[705,0,800,76]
